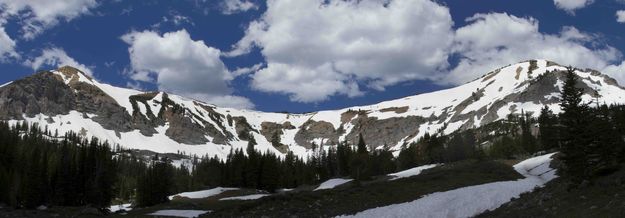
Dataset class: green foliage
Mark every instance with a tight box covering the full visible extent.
[556,67,625,181]
[351,133,370,181]
[488,135,519,159]
[519,111,538,154]
[538,105,559,151]
[0,122,115,210]
[136,156,175,207]
[559,67,593,180]
[396,143,419,171]
[189,134,399,191]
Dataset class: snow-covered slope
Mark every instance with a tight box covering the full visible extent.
[1,60,624,159]
[341,153,558,218]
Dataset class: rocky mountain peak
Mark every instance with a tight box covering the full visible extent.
[1,59,624,159]
[54,66,94,84]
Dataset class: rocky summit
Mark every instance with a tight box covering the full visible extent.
[1,60,624,159]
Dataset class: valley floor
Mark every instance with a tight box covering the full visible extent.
[117,159,523,217]
[1,154,576,218]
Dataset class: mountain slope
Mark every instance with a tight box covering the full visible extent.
[0,60,624,158]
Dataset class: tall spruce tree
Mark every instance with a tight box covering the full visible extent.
[538,105,558,150]
[586,105,621,176]
[351,133,369,181]
[520,111,537,154]
[559,67,591,180]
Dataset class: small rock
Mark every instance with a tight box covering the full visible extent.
[590,205,598,210]
[36,205,47,210]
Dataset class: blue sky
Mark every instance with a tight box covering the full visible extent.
[0,0,624,112]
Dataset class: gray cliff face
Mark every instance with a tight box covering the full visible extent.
[343,115,426,150]
[0,67,233,146]
[1,61,624,156]
[0,72,75,119]
[295,120,338,148]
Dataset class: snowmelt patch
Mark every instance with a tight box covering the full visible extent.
[388,164,439,180]
[340,153,558,218]
[220,194,270,201]
[148,210,209,218]
[169,187,239,200]
[109,203,132,213]
[315,178,353,191]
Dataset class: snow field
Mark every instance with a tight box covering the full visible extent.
[340,153,558,218]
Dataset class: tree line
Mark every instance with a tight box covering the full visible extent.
[0,122,114,210]
[185,133,396,194]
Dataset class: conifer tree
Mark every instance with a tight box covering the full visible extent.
[245,137,259,188]
[520,111,537,154]
[351,133,369,181]
[397,143,418,170]
[559,67,591,180]
[336,142,352,177]
[357,133,367,154]
[136,157,174,207]
[538,105,558,150]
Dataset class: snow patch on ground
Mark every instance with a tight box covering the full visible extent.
[148,210,209,218]
[341,153,557,218]
[109,203,132,213]
[220,194,270,201]
[513,152,558,181]
[388,164,439,180]
[169,187,239,200]
[315,178,353,191]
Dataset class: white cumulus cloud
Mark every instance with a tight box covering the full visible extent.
[0,0,98,39]
[617,10,625,23]
[0,0,98,62]
[229,0,454,102]
[553,0,594,14]
[0,25,17,61]
[121,29,254,109]
[25,47,94,76]
[228,0,625,102]
[220,0,259,14]
[602,61,625,85]
[446,13,621,84]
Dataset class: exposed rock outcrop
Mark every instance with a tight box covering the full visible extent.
[1,60,624,158]
[0,72,75,119]
[294,120,338,148]
[343,114,426,150]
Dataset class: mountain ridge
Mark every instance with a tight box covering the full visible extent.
[1,59,624,159]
